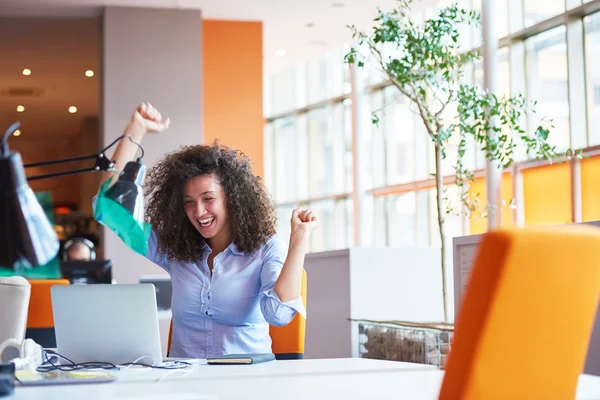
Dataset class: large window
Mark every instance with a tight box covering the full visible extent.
[266,48,353,252]
[265,0,600,253]
[585,12,600,145]
[526,26,570,152]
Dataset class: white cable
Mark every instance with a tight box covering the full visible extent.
[157,367,193,383]
[121,355,157,369]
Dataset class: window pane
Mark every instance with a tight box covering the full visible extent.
[373,196,387,247]
[331,101,353,195]
[295,63,308,109]
[307,55,329,104]
[276,204,295,244]
[308,107,333,197]
[274,116,307,202]
[272,68,296,115]
[369,90,386,188]
[343,99,353,192]
[525,26,570,152]
[524,0,564,27]
[585,12,600,146]
[383,87,416,184]
[522,163,572,225]
[334,198,353,249]
[387,192,417,247]
[308,199,335,252]
[307,48,348,104]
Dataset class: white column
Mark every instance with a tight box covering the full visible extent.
[350,63,367,247]
[103,7,203,284]
[482,0,503,230]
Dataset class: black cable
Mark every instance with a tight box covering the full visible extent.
[125,134,145,160]
[37,350,191,372]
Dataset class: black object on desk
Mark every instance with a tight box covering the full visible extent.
[0,363,15,397]
[60,260,112,285]
[207,353,276,365]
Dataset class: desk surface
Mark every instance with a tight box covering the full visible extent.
[12,359,600,400]
[114,357,434,383]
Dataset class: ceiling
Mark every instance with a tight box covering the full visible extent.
[0,0,443,74]
[0,0,442,141]
[0,16,100,140]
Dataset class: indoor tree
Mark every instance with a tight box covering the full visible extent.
[345,0,571,321]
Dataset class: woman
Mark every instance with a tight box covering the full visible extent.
[102,103,319,358]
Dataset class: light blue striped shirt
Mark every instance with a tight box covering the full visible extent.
[146,231,306,358]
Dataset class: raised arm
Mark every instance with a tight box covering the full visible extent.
[274,209,320,302]
[100,103,170,187]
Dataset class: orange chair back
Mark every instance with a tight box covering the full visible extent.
[25,279,70,348]
[26,279,70,329]
[168,269,307,359]
[269,269,307,359]
[439,227,600,400]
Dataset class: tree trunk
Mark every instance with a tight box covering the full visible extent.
[434,142,449,322]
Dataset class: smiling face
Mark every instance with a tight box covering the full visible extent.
[184,174,231,250]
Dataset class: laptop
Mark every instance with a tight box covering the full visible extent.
[51,284,163,366]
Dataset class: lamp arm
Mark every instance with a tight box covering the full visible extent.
[21,134,144,182]
[26,166,100,181]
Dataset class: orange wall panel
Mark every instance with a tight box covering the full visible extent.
[203,20,264,176]
[522,163,572,225]
[582,155,600,222]
[468,173,515,235]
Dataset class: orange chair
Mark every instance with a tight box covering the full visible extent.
[25,279,70,348]
[168,269,307,359]
[439,226,600,400]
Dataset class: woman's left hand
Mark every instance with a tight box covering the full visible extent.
[290,208,320,235]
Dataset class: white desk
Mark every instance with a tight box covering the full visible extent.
[113,357,435,383]
[12,359,600,399]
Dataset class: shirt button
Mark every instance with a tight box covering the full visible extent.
[208,349,212,353]
[208,332,212,336]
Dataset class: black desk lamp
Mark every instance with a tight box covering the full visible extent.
[0,121,147,268]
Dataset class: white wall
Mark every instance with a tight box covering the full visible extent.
[102,6,203,284]
[304,247,445,359]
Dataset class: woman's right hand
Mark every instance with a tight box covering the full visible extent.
[126,103,171,139]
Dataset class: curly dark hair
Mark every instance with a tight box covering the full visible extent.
[144,143,277,262]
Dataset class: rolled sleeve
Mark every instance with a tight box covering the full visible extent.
[259,238,307,327]
[93,194,169,272]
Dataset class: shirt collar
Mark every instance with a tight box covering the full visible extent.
[228,242,244,256]
[202,241,244,256]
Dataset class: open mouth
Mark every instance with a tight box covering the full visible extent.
[198,217,215,227]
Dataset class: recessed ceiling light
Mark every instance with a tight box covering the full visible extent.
[275,49,286,57]
[68,106,77,114]
[85,70,94,77]
[310,40,329,47]
[13,129,21,137]
[16,105,25,112]
[331,2,345,7]
[306,23,314,28]
[22,69,31,76]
